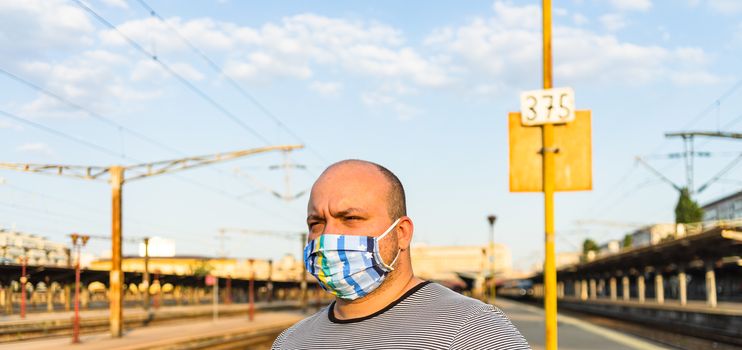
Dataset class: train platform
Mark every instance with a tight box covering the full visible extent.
[0,300,298,323]
[495,298,669,350]
[0,311,304,350]
[559,295,742,315]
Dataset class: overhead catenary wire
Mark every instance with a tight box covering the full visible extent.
[67,0,317,200]
[0,109,125,160]
[584,162,638,218]
[0,67,304,204]
[638,111,742,195]
[647,78,742,156]
[0,181,204,236]
[0,108,298,223]
[133,0,328,166]
[0,67,185,156]
[70,0,271,146]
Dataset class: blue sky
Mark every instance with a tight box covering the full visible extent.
[0,0,740,270]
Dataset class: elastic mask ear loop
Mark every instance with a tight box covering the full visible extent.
[377,218,402,270]
[377,218,402,240]
[386,248,402,271]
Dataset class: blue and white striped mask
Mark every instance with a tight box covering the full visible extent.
[303,218,402,300]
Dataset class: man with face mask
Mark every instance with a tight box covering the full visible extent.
[272,160,530,350]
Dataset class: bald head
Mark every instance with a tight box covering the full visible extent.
[315,159,406,221]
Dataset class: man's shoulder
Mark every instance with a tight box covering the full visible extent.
[418,282,491,311]
[422,283,528,345]
[272,307,328,348]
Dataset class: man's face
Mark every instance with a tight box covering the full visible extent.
[306,162,395,242]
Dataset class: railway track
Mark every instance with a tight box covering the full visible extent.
[569,311,741,350]
[0,302,300,343]
[508,298,741,350]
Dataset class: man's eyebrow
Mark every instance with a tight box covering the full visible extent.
[306,214,323,222]
[333,208,367,217]
[306,208,367,222]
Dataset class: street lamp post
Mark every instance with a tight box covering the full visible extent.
[20,253,27,319]
[487,215,497,303]
[70,233,90,344]
[248,259,255,321]
[142,237,150,314]
[1,144,303,337]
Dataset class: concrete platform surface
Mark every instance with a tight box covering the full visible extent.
[0,300,299,324]
[495,298,670,350]
[0,311,303,350]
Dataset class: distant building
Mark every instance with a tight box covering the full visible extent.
[411,243,512,285]
[138,237,176,257]
[89,253,305,282]
[702,190,742,221]
[597,240,620,257]
[0,228,69,266]
[555,252,581,268]
[630,224,677,248]
[531,252,581,272]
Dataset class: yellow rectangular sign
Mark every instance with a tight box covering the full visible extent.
[509,110,592,192]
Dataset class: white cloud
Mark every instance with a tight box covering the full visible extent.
[100,17,239,52]
[361,84,422,120]
[424,1,720,88]
[17,50,161,118]
[0,0,94,61]
[131,60,205,82]
[361,91,396,106]
[472,83,506,97]
[223,51,313,82]
[674,47,710,65]
[707,0,742,14]
[102,0,128,9]
[103,13,448,88]
[309,81,343,96]
[735,22,742,46]
[0,120,23,131]
[490,1,541,30]
[2,1,721,121]
[16,142,54,156]
[5,8,449,120]
[600,13,627,32]
[658,26,671,41]
[671,71,721,85]
[610,0,652,12]
[573,13,589,26]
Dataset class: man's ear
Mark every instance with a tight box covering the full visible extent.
[397,216,414,250]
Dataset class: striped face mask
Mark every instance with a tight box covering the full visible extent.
[303,218,402,300]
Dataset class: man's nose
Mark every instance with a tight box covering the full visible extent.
[307,218,341,241]
[321,218,343,235]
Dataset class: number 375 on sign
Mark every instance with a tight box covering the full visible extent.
[519,87,575,126]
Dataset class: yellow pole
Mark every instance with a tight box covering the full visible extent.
[110,166,124,337]
[542,1,558,349]
[487,215,497,303]
[143,237,150,313]
[300,233,308,313]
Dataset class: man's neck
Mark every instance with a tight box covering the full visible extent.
[333,274,424,320]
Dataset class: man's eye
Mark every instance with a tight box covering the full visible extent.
[345,216,361,221]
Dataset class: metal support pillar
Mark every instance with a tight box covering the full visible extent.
[109,166,124,337]
[678,267,687,306]
[705,262,717,307]
[610,277,617,301]
[655,273,664,304]
[622,276,630,301]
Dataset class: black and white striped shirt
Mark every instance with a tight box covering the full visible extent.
[272,281,530,349]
